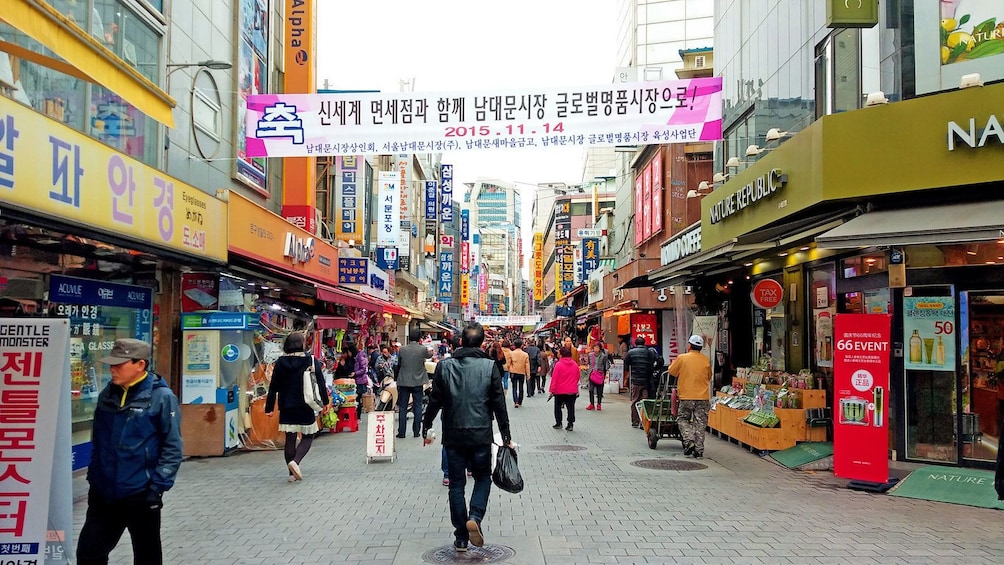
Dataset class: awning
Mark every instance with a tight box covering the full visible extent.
[378,300,408,317]
[816,201,1004,249]
[313,316,348,330]
[316,286,384,312]
[403,305,426,320]
[416,319,453,333]
[2,0,176,127]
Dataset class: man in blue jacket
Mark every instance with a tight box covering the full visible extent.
[77,338,183,565]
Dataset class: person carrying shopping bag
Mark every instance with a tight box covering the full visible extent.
[586,343,611,411]
[549,346,580,431]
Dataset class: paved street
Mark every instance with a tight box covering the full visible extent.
[72,390,1003,564]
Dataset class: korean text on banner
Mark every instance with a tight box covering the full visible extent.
[833,313,891,485]
[438,251,454,303]
[0,319,71,562]
[335,156,363,243]
[440,164,454,223]
[244,78,724,157]
[903,296,956,371]
[377,172,399,246]
[533,233,544,301]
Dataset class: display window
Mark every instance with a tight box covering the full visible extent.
[960,291,1004,463]
[809,264,836,374]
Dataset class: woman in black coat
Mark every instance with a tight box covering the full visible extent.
[265,332,328,482]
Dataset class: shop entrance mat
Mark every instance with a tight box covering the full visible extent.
[888,466,1004,510]
[769,442,833,469]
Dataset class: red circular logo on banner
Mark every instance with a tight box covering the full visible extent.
[751,279,784,310]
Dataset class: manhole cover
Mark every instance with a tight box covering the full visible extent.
[631,459,707,471]
[536,444,587,452]
[421,544,516,563]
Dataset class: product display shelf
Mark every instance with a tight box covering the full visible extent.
[710,385,827,452]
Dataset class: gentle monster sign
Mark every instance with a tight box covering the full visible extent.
[709,169,787,224]
[244,78,724,156]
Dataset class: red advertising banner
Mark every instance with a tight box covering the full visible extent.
[631,313,658,348]
[833,313,892,484]
[634,175,644,246]
[651,149,663,235]
[181,273,220,312]
[642,162,652,241]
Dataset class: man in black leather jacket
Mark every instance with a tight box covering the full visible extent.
[423,322,512,553]
[624,336,662,428]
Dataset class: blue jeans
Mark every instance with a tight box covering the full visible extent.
[445,444,492,541]
[511,373,525,405]
[397,385,424,437]
[502,371,510,391]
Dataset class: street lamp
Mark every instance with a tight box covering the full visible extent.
[166,60,232,77]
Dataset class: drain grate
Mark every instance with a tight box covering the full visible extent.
[536,444,587,452]
[421,544,516,563]
[631,459,707,471]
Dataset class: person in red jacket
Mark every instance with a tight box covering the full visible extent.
[549,346,580,431]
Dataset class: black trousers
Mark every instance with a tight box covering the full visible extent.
[527,375,538,397]
[77,490,162,565]
[553,394,577,425]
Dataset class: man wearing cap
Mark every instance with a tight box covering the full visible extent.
[669,335,713,458]
[77,338,183,565]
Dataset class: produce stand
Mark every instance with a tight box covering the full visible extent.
[709,369,827,452]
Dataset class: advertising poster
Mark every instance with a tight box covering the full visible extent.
[940,1,1004,66]
[0,319,72,564]
[814,308,836,368]
[692,315,719,374]
[235,0,269,193]
[651,149,663,235]
[641,161,652,241]
[634,174,644,246]
[630,313,658,349]
[245,78,724,157]
[181,273,220,312]
[833,313,892,484]
[903,296,957,371]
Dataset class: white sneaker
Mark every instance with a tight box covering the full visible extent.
[287,461,302,481]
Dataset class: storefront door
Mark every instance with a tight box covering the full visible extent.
[902,286,957,463]
[960,291,1004,464]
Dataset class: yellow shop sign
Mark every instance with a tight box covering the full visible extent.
[0,98,227,262]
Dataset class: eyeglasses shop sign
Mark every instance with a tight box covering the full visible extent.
[660,225,701,266]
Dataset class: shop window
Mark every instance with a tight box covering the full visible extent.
[959,292,1004,462]
[814,28,862,119]
[842,254,888,278]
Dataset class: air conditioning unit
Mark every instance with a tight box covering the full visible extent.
[694,55,706,69]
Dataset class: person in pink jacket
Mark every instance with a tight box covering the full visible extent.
[549,346,580,431]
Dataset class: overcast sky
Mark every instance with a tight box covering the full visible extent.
[316,0,619,191]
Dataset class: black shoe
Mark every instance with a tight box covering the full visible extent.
[453,539,468,553]
[565,423,573,431]
[684,442,695,456]
[395,434,406,438]
[413,433,420,438]
[631,423,640,428]
[694,451,704,459]
[552,423,563,429]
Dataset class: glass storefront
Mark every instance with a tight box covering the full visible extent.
[960,291,1004,464]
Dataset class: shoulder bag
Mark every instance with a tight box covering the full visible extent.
[302,355,324,412]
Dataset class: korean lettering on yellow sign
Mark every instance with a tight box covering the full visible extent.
[0,98,227,262]
[460,273,469,305]
[533,233,544,301]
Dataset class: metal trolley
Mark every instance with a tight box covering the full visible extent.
[638,371,684,450]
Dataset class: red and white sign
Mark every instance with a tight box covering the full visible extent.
[366,411,395,462]
[833,313,891,484]
[440,234,455,247]
[460,242,470,273]
[751,278,784,310]
[631,313,658,348]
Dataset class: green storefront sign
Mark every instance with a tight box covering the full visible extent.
[826,0,879,28]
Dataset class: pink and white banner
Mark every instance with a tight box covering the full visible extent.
[244,78,723,157]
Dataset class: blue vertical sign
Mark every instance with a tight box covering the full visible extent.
[425,180,438,220]
[440,164,454,223]
[460,209,470,241]
[375,247,399,271]
[581,238,600,281]
[438,251,454,303]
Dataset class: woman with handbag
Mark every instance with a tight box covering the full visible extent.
[265,332,328,482]
[586,343,610,411]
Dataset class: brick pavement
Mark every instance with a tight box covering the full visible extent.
[72,390,1004,564]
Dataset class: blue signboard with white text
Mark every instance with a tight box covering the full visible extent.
[438,251,454,303]
[581,237,600,281]
[338,257,369,284]
[461,209,470,241]
[375,247,399,271]
[425,180,438,221]
[440,164,454,223]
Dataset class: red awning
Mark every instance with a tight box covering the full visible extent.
[314,316,348,330]
[316,286,384,313]
[368,298,408,316]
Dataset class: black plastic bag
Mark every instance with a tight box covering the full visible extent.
[492,444,524,494]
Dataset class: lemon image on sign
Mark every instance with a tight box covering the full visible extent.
[947,31,974,51]
[941,18,957,33]
[941,46,951,64]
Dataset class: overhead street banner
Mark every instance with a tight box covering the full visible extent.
[244,78,723,156]
[475,315,542,327]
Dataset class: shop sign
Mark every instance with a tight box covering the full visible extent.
[439,251,454,303]
[440,164,454,223]
[474,315,542,326]
[660,224,701,266]
[461,209,470,241]
[425,180,438,220]
[227,192,338,285]
[283,232,315,265]
[708,168,787,224]
[631,313,658,348]
[334,156,363,243]
[0,98,226,262]
[375,247,399,272]
[833,313,891,484]
[751,278,784,310]
[360,262,389,301]
[377,172,400,246]
[581,238,600,281]
[181,274,220,312]
[826,0,879,28]
[441,234,455,247]
[532,233,544,301]
[947,114,1004,151]
[576,228,602,238]
[338,258,368,285]
[0,319,71,563]
[181,312,259,330]
[460,273,470,305]
[903,296,956,371]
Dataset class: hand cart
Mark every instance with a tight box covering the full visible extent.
[637,371,684,450]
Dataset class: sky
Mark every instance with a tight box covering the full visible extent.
[316,0,621,259]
